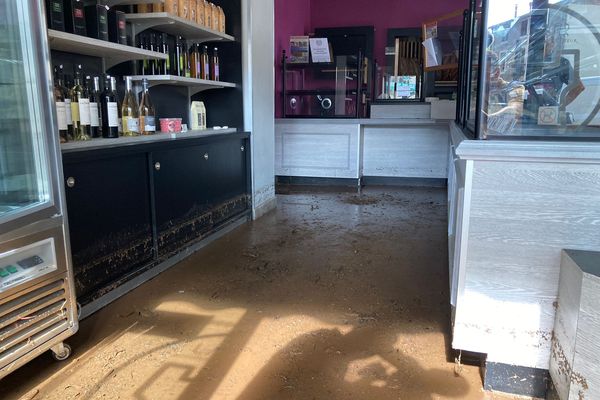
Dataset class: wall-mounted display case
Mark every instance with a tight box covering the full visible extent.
[457,0,600,140]
[282,51,369,118]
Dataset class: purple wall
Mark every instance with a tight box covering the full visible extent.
[310,0,467,69]
[275,0,311,118]
[274,0,468,117]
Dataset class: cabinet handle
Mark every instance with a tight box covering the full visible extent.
[204,153,209,160]
[241,146,245,152]
[66,177,75,188]
[154,162,161,171]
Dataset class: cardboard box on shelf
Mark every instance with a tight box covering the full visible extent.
[85,4,109,41]
[164,0,179,15]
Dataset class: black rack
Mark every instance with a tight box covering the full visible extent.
[282,50,370,119]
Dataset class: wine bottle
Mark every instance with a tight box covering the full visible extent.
[89,76,102,138]
[101,75,119,138]
[149,33,158,75]
[57,67,74,141]
[201,45,210,80]
[122,76,140,136]
[175,36,184,76]
[211,47,220,81]
[112,77,123,134]
[184,39,191,78]
[53,66,68,143]
[190,43,200,78]
[71,65,91,141]
[161,33,170,75]
[139,78,156,135]
[139,33,148,75]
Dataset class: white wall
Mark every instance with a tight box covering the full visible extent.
[243,0,276,219]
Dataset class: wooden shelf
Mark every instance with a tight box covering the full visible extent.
[126,75,236,95]
[125,13,235,42]
[104,0,162,6]
[48,30,167,68]
[424,63,459,72]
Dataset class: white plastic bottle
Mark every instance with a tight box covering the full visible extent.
[190,101,207,130]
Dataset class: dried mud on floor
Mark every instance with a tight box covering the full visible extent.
[2,187,519,400]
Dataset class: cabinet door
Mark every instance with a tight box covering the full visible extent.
[152,145,212,257]
[209,138,249,227]
[63,154,153,304]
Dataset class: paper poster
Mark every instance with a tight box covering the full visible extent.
[309,38,331,63]
[424,22,438,40]
[289,36,309,63]
[396,76,417,99]
[423,37,442,67]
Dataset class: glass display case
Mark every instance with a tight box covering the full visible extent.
[282,51,369,118]
[457,0,600,139]
[375,35,423,101]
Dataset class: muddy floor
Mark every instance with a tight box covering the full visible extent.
[1,187,521,400]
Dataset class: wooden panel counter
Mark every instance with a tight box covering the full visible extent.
[275,118,451,183]
[448,123,600,397]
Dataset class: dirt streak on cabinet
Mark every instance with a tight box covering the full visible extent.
[152,138,249,258]
[63,153,154,304]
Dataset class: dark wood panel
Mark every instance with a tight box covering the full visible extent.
[153,144,213,257]
[63,153,153,303]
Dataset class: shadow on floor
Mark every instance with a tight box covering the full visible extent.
[0,187,481,400]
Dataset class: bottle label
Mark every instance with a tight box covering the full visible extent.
[90,102,100,127]
[215,65,219,80]
[107,102,119,127]
[143,116,156,132]
[56,101,68,130]
[65,99,72,125]
[71,102,80,123]
[79,98,90,125]
[125,117,140,133]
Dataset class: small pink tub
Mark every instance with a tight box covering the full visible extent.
[160,118,182,133]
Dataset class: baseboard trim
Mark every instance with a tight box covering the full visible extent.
[361,176,448,187]
[483,361,549,399]
[80,214,250,320]
[276,176,360,187]
[253,197,277,219]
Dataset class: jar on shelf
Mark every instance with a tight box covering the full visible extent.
[204,1,212,30]
[153,2,164,12]
[164,0,178,15]
[197,0,205,26]
[179,0,189,19]
[211,3,218,31]
[218,6,225,33]
[189,0,197,22]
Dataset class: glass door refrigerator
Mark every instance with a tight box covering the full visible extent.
[0,0,78,377]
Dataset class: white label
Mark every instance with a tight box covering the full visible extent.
[65,99,72,125]
[56,101,68,130]
[538,106,559,126]
[79,98,90,125]
[107,102,119,127]
[144,116,156,132]
[127,117,139,132]
[90,102,100,127]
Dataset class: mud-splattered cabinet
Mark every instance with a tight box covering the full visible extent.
[152,138,249,258]
[62,132,251,308]
[63,152,154,305]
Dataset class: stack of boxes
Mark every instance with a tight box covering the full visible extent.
[45,0,226,47]
[46,0,127,45]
